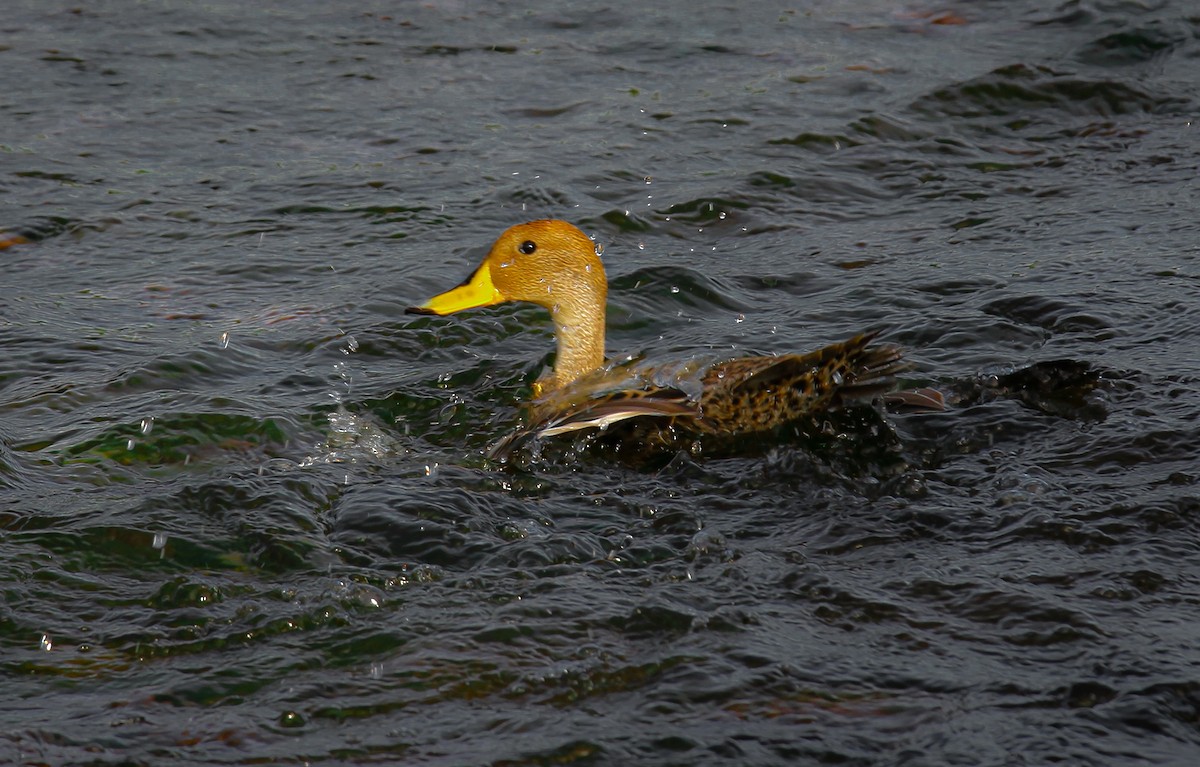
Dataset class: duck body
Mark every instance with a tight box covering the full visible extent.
[407,220,921,460]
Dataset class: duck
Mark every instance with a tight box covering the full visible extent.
[406,219,936,459]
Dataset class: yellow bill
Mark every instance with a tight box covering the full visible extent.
[406,263,501,316]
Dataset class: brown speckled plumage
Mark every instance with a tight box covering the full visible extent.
[695,333,904,434]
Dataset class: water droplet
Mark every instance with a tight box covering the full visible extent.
[40,634,53,652]
[551,303,560,314]
[140,417,153,435]
[425,462,439,478]
[831,371,844,386]
[219,332,229,349]
[735,314,745,323]
[644,176,653,184]
[344,335,359,353]
[152,532,168,550]
[637,242,645,250]
[279,711,305,728]
[593,242,604,257]
[500,259,513,268]
[670,286,680,294]
[126,438,135,451]
[584,263,591,272]
[718,211,727,220]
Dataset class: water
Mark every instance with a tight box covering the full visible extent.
[2,1,1199,764]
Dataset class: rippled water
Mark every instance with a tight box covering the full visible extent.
[3,1,1199,764]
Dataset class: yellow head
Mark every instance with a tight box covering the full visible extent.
[408,220,609,394]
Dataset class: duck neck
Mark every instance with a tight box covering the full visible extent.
[543,293,606,393]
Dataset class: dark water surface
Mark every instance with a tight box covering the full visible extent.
[3,1,1200,764]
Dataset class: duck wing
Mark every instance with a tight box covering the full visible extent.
[487,386,699,461]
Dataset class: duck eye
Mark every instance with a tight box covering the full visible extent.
[519,240,537,255]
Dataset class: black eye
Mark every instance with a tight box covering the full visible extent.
[519,240,537,255]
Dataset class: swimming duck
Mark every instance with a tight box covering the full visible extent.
[407,220,928,459]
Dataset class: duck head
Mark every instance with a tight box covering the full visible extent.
[407,220,609,395]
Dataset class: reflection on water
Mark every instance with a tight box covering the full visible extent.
[2,0,1199,764]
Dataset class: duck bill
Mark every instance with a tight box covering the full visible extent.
[406,263,501,316]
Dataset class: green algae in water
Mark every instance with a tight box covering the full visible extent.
[59,413,290,467]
